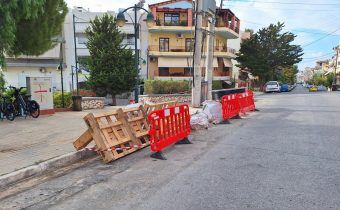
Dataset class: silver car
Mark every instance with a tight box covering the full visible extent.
[265,81,281,93]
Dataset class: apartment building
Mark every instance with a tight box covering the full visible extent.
[147,0,240,82]
[3,7,148,92]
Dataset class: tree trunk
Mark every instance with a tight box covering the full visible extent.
[111,94,116,106]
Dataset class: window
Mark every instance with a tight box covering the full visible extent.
[159,67,169,76]
[159,38,169,52]
[164,13,180,25]
[77,36,88,45]
[124,34,135,45]
[185,38,194,52]
[184,67,192,76]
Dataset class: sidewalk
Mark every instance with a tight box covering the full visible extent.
[0,105,200,176]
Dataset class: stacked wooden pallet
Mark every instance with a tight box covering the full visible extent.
[73,101,177,163]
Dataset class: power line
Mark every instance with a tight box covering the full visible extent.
[302,28,340,47]
[226,4,340,12]
[230,0,340,6]
[241,19,340,37]
[303,52,334,60]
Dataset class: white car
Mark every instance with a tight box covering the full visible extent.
[265,81,281,93]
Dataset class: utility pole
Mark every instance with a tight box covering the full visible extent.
[334,44,339,89]
[59,41,65,108]
[205,16,215,100]
[192,0,204,107]
[73,14,80,95]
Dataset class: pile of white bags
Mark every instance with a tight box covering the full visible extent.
[202,101,223,124]
[190,101,223,130]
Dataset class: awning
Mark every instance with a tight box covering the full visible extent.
[200,58,218,68]
[158,57,218,68]
[223,58,233,67]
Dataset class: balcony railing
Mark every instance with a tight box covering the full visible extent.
[156,20,189,27]
[215,46,237,54]
[149,45,193,52]
[149,45,237,54]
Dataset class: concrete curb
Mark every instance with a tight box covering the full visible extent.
[0,149,96,189]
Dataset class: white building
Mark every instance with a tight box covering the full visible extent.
[3,6,149,92]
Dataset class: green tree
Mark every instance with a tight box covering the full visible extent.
[85,14,137,105]
[236,22,303,83]
[0,71,5,91]
[281,65,298,84]
[0,0,67,66]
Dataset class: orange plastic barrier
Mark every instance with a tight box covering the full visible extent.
[148,104,191,160]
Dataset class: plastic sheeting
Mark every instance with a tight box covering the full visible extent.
[202,101,223,124]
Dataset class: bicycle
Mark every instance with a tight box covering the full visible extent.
[9,86,40,118]
[0,92,16,121]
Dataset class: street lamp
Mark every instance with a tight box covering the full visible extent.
[115,5,154,102]
[52,37,66,108]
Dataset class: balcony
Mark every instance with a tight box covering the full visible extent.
[214,46,237,58]
[149,45,193,57]
[215,9,240,39]
[149,45,236,58]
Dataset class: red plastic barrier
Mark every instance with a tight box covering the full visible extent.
[238,92,248,115]
[148,104,191,159]
[221,90,256,120]
[245,90,256,112]
[221,94,241,120]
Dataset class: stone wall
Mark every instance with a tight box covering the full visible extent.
[139,94,191,104]
[81,97,105,110]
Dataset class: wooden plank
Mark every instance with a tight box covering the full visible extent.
[117,108,139,145]
[123,107,141,113]
[136,130,149,138]
[84,113,116,163]
[73,129,93,150]
[92,110,118,118]
[99,121,123,129]
[127,116,144,123]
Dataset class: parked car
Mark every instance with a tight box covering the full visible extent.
[317,85,327,91]
[265,81,281,93]
[309,86,318,92]
[280,84,289,92]
[306,84,312,88]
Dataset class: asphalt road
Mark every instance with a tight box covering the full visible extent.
[1,85,340,210]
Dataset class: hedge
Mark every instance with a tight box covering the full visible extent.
[53,92,73,108]
[144,80,191,94]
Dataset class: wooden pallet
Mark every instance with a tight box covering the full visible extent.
[144,100,177,115]
[73,102,177,163]
[73,106,150,163]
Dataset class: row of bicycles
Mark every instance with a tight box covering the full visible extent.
[0,86,40,121]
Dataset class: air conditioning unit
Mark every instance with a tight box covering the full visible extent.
[176,33,184,39]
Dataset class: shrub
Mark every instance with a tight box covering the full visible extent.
[212,81,223,90]
[53,91,72,108]
[144,80,191,94]
[0,72,5,92]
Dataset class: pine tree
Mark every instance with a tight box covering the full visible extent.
[236,22,303,83]
[85,14,137,105]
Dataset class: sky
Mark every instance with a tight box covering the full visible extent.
[65,0,340,71]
